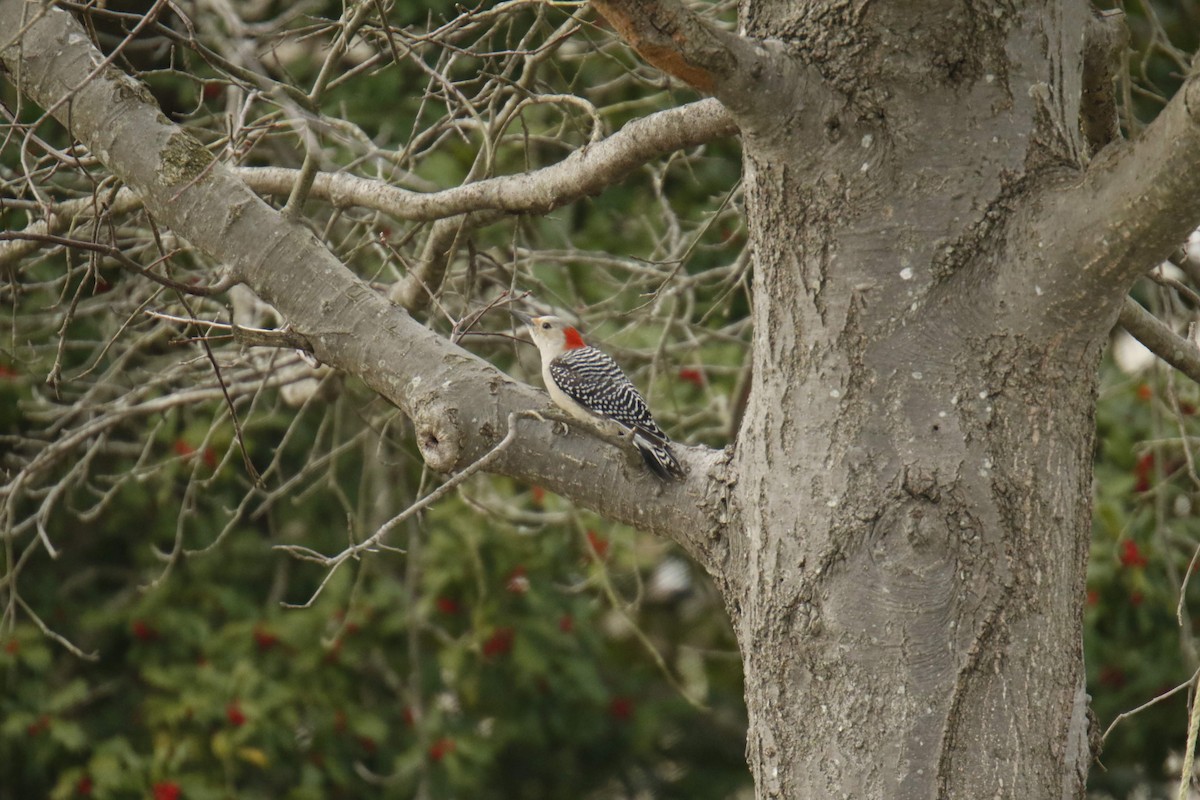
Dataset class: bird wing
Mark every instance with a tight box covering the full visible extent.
[548,347,669,441]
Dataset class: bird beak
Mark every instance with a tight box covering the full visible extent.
[508,308,534,327]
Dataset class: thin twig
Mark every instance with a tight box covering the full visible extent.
[1180,543,1200,627]
[275,411,528,608]
[145,310,313,351]
[1181,670,1200,800]
[1103,668,1200,743]
[14,594,98,661]
[0,231,235,295]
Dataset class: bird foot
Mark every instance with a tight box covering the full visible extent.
[526,408,572,436]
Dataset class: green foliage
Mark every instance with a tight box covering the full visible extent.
[1088,360,1200,797]
[0,364,746,798]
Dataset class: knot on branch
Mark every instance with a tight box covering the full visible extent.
[693,445,740,590]
[414,401,463,473]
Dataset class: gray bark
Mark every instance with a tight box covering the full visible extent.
[723,1,1159,797]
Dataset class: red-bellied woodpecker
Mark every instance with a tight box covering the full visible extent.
[511,310,684,480]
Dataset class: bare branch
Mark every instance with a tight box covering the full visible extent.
[585,0,828,140]
[281,0,373,219]
[13,593,98,660]
[145,311,313,351]
[1040,71,1200,305]
[1080,8,1126,156]
[389,212,498,313]
[998,62,1200,341]
[0,231,234,295]
[1118,297,1200,385]
[0,0,733,572]
[239,98,737,221]
[0,185,144,271]
[1,100,736,317]
[590,0,744,95]
[1103,666,1200,743]
[275,410,528,608]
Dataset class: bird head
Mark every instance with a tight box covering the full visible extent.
[510,310,586,356]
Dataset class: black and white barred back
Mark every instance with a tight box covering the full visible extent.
[549,346,684,480]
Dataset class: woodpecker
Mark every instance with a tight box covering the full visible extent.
[511,310,684,480]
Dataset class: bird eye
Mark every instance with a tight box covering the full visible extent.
[541,322,551,330]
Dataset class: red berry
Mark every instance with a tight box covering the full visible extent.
[1133,453,1154,493]
[482,627,514,658]
[435,597,460,615]
[76,775,93,796]
[131,620,159,642]
[608,696,634,721]
[3,639,18,655]
[586,530,609,559]
[252,626,278,651]
[530,485,546,506]
[357,735,378,753]
[558,614,574,633]
[1135,383,1152,401]
[1119,540,1148,569]
[678,368,706,388]
[173,439,195,458]
[152,782,181,800]
[226,702,246,727]
[428,737,455,762]
[0,364,17,378]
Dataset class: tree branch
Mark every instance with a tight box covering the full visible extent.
[999,63,1200,340]
[593,0,803,114]
[588,0,831,146]
[1033,71,1200,319]
[1,99,737,316]
[1080,8,1126,157]
[239,98,737,220]
[0,231,235,295]
[0,0,735,576]
[590,0,741,94]
[388,211,497,314]
[1118,297,1200,385]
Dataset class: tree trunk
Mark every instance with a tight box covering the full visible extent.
[11,1,1198,797]
[730,2,1102,796]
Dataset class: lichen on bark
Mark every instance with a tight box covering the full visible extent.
[157,130,213,188]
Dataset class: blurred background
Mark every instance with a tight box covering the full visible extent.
[0,0,1198,797]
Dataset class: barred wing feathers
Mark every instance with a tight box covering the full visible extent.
[549,348,663,437]
[549,347,683,480]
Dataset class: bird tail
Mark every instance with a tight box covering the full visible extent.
[632,429,684,481]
